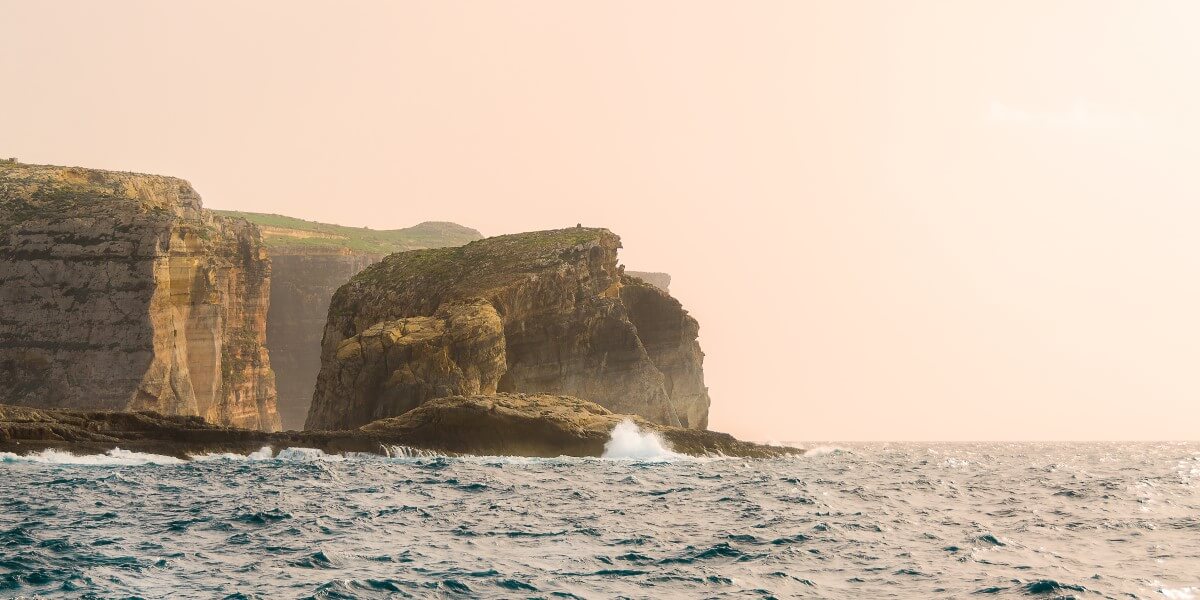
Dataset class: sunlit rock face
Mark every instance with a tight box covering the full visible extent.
[0,163,280,431]
[306,228,710,431]
[306,300,506,431]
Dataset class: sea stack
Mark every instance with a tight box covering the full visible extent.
[0,163,280,431]
[306,227,711,430]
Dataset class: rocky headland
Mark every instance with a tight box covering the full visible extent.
[306,228,711,431]
[0,163,280,430]
[212,211,484,429]
[0,395,799,458]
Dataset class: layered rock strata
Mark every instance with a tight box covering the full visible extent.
[306,228,710,430]
[0,163,280,431]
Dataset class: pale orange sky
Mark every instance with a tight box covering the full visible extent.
[3,1,1199,440]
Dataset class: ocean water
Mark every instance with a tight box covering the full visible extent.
[1,436,1198,599]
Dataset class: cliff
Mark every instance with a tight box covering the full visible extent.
[214,211,484,429]
[625,271,671,292]
[306,228,711,430]
[0,395,797,458]
[265,250,382,428]
[0,163,280,431]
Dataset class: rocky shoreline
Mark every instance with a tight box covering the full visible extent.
[0,395,802,459]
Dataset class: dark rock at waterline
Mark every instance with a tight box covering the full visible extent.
[0,395,800,459]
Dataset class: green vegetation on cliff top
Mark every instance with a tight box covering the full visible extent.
[345,227,619,301]
[212,210,482,254]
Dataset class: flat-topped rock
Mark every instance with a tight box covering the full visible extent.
[307,228,711,430]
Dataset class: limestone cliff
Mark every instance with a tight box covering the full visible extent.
[306,228,710,430]
[218,213,484,429]
[0,163,280,431]
[266,250,381,428]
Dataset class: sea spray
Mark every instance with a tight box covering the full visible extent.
[192,446,276,461]
[602,419,683,460]
[0,447,184,466]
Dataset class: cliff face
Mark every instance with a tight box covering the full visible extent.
[266,250,381,429]
[306,228,710,431]
[305,300,506,430]
[0,163,280,431]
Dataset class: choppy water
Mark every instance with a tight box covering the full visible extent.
[1,440,1198,599]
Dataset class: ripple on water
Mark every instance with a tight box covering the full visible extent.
[0,442,1196,598]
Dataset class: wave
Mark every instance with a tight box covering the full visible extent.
[0,447,183,465]
[602,420,684,460]
[191,446,276,461]
[1160,586,1199,600]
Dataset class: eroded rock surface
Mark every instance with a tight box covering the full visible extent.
[307,301,506,430]
[306,228,710,430]
[0,163,280,431]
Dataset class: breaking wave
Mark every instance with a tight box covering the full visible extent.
[0,447,184,465]
[0,442,1196,598]
[602,419,683,460]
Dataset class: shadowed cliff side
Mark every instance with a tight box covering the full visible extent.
[0,163,280,431]
[306,228,710,431]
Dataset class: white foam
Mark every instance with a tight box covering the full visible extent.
[191,446,276,461]
[602,420,684,460]
[1159,586,1198,600]
[274,447,345,462]
[383,445,442,458]
[0,447,183,466]
[804,446,847,457]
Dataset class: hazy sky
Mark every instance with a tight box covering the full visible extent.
[4,1,1199,440]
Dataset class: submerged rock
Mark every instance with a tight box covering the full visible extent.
[306,228,711,430]
[0,163,280,431]
[0,395,799,458]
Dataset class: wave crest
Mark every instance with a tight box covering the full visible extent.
[602,420,683,460]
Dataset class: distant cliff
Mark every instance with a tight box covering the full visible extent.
[214,211,484,429]
[625,271,670,292]
[0,163,279,430]
[306,228,710,431]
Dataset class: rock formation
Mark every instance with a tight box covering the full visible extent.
[306,228,711,430]
[305,300,507,430]
[0,163,280,431]
[0,395,798,458]
[212,211,483,429]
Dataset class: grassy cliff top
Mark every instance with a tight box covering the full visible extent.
[212,210,482,255]
[334,227,621,319]
[0,162,199,223]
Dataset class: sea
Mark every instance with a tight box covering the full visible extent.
[1,426,1197,599]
